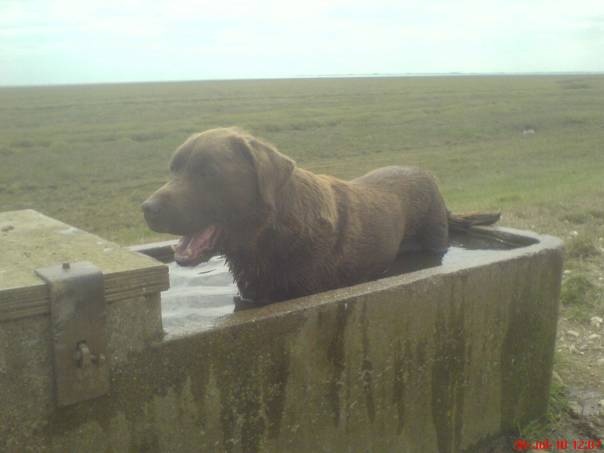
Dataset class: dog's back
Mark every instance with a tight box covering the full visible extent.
[352,166,449,254]
[245,165,450,301]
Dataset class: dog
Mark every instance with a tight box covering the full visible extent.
[142,127,499,305]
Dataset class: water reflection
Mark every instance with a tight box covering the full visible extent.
[161,257,238,331]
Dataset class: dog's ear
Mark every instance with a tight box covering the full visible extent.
[234,133,295,215]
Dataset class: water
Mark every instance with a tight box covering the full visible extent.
[161,256,238,331]
[160,232,535,331]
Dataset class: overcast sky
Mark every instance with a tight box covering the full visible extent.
[1,0,604,86]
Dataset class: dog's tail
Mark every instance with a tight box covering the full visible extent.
[447,211,501,232]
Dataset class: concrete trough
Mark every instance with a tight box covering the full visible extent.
[0,209,563,452]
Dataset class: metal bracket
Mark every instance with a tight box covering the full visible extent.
[35,261,110,407]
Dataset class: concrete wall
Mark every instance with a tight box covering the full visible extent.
[1,224,563,453]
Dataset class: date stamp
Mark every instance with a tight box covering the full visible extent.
[513,438,603,451]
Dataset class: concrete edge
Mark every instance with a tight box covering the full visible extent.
[161,226,564,341]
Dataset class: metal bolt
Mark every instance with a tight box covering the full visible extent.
[73,342,91,368]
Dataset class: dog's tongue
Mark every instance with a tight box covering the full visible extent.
[173,225,220,265]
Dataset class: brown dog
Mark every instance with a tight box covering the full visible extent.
[142,127,498,304]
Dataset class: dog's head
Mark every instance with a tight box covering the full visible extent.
[142,127,295,265]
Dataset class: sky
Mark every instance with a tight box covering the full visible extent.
[1,0,604,86]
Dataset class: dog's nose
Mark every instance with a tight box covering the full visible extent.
[141,199,162,219]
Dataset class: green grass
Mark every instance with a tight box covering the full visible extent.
[560,273,602,322]
[561,274,598,307]
[1,75,604,244]
[518,379,569,440]
[565,234,602,260]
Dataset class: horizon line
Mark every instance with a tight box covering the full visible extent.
[2,70,603,89]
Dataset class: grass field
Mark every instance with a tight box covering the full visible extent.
[1,75,604,439]
[1,75,603,244]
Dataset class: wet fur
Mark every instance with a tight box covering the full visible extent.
[143,127,497,304]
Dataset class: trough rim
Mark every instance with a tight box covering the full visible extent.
[138,226,563,340]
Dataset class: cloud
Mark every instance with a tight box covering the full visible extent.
[1,0,604,85]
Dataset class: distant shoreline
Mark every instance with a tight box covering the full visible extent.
[2,71,603,89]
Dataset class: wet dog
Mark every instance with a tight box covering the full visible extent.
[143,127,498,304]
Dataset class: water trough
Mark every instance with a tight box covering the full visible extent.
[0,209,563,452]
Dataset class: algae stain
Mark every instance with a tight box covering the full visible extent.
[239,392,266,453]
[326,301,351,427]
[416,340,427,367]
[392,339,406,435]
[500,260,556,431]
[360,301,376,423]
[215,320,300,453]
[218,391,238,453]
[262,343,291,439]
[137,428,161,453]
[218,367,266,453]
[431,278,467,453]
[216,342,267,453]
[392,338,428,437]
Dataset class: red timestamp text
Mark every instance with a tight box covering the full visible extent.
[513,438,603,451]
